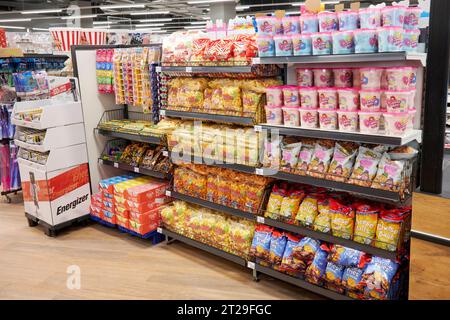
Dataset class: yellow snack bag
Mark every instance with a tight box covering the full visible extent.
[313,198,332,233]
[374,209,410,251]
[279,190,305,220]
[265,184,288,218]
[222,86,242,113]
[330,200,355,240]
[295,194,320,227]
[353,204,379,245]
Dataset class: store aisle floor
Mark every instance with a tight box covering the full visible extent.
[0,196,320,300]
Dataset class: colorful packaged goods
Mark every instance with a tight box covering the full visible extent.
[375,208,411,251]
[327,245,367,268]
[330,200,355,240]
[342,267,365,293]
[295,194,320,227]
[305,245,329,285]
[353,204,379,245]
[360,256,399,300]
[280,233,303,276]
[96,49,114,94]
[250,225,273,261]
[269,231,287,266]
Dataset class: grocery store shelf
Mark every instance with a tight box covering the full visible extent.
[256,124,422,146]
[253,52,427,66]
[166,151,257,174]
[157,227,248,267]
[260,169,408,205]
[98,159,171,180]
[96,128,163,145]
[156,65,253,73]
[161,109,255,125]
[252,262,352,300]
[167,190,398,260]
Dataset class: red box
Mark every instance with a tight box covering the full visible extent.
[115,204,130,219]
[91,193,103,208]
[116,215,129,229]
[102,209,117,224]
[103,199,114,211]
[124,181,168,203]
[103,192,114,201]
[129,207,161,224]
[128,219,158,235]
[90,205,103,219]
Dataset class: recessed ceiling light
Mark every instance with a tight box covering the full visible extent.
[0,25,26,29]
[236,5,250,11]
[191,21,207,25]
[21,9,63,14]
[100,4,146,10]
[188,0,234,4]
[136,24,164,28]
[139,18,173,23]
[61,14,97,20]
[0,18,32,22]
[184,26,206,29]
[93,21,112,25]
[130,11,170,15]
[138,23,164,27]
[32,27,49,31]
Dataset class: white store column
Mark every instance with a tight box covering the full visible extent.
[209,1,236,23]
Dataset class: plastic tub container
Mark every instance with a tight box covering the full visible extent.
[338,11,359,31]
[282,106,301,126]
[334,68,353,88]
[318,87,338,110]
[407,108,417,130]
[311,32,332,55]
[353,69,361,88]
[299,107,319,128]
[282,16,300,35]
[266,86,283,106]
[354,29,378,53]
[359,111,381,133]
[299,87,318,108]
[282,86,300,107]
[292,34,312,56]
[274,17,284,35]
[385,67,414,90]
[359,67,383,90]
[256,16,276,35]
[256,35,275,57]
[383,112,410,136]
[296,68,314,87]
[408,67,418,89]
[337,110,359,132]
[360,89,382,111]
[378,27,403,52]
[359,7,381,29]
[274,35,293,56]
[381,6,406,27]
[318,11,339,32]
[404,7,422,30]
[313,68,333,87]
[299,13,319,34]
[332,30,355,54]
[383,90,411,113]
[403,29,420,52]
[318,109,338,130]
[337,88,359,111]
[265,105,283,124]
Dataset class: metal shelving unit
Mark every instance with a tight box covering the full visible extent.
[160,109,255,125]
[156,65,253,74]
[157,227,248,267]
[256,124,422,146]
[167,190,399,260]
[253,52,427,66]
[97,128,163,145]
[98,159,171,180]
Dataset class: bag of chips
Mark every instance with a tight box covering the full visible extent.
[326,142,358,182]
[375,208,410,251]
[292,237,321,273]
[342,267,365,292]
[280,142,303,172]
[250,225,273,261]
[305,245,329,285]
[295,194,320,227]
[313,197,332,233]
[324,261,345,286]
[330,199,355,240]
[280,233,303,276]
[348,146,383,187]
[372,153,405,192]
[327,245,367,268]
[307,141,335,178]
[265,184,288,219]
[295,142,315,175]
[269,231,287,266]
[262,136,281,169]
[353,203,379,245]
[361,256,399,300]
[279,190,305,221]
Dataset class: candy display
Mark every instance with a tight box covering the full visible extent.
[18,147,49,165]
[161,201,256,258]
[98,118,180,138]
[96,49,114,94]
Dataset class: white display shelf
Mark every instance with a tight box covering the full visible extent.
[18,143,88,172]
[253,52,427,67]
[256,124,422,146]
[12,99,83,130]
[14,123,86,153]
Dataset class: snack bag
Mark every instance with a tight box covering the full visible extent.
[242,89,263,116]
[295,194,319,227]
[348,146,383,187]
[326,142,358,182]
[313,197,332,233]
[327,245,367,268]
[324,261,345,286]
[305,245,329,285]
[280,142,303,172]
[361,256,399,300]
[265,183,288,219]
[262,136,281,169]
[280,234,303,276]
[295,142,315,175]
[342,267,365,292]
[250,225,273,261]
[269,231,287,266]
[372,153,405,192]
[307,141,335,178]
[292,237,321,272]
[222,86,242,114]
[353,203,379,245]
[279,190,305,221]
[375,208,410,251]
[330,199,355,240]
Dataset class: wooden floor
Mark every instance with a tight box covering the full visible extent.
[413,192,450,238]
[0,193,448,300]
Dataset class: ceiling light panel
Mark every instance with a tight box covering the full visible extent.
[21,9,63,15]
[100,4,146,10]
[0,18,32,22]
[130,11,170,16]
[61,14,97,20]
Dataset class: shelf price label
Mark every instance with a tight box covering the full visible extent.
[114,162,119,168]
[247,261,255,270]
[185,67,193,72]
[160,110,166,116]
[255,168,264,176]
[256,216,265,224]
[254,125,262,132]
[162,150,169,157]
[166,190,172,197]
[134,167,140,173]
[155,66,162,73]
[157,227,162,234]
[252,58,261,64]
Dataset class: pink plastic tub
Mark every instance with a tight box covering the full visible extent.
[381,6,406,27]
[384,67,414,90]
[318,11,338,32]
[282,106,300,126]
[333,68,353,88]
[318,87,338,110]
[359,111,381,133]
[296,68,314,87]
[313,68,333,87]
[337,88,359,111]
[282,16,300,35]
[404,7,422,30]
[337,110,359,132]
[359,7,381,29]
[383,90,411,113]
[407,108,417,130]
[383,112,410,136]
[282,86,300,107]
[299,87,318,109]
[360,89,382,111]
[318,109,338,130]
[265,105,283,125]
[256,16,276,35]
[299,107,319,128]
[359,67,384,90]
[266,86,283,106]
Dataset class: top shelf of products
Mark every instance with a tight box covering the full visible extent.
[156,66,253,74]
[253,52,427,67]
